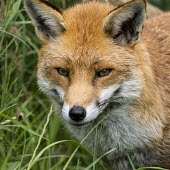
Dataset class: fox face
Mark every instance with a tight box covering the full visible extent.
[24,0,146,126]
[37,38,144,127]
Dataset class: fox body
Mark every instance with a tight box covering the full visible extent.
[24,0,170,169]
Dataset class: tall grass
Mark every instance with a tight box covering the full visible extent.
[0,0,169,170]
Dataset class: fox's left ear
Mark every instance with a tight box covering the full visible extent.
[24,0,67,42]
[103,0,146,46]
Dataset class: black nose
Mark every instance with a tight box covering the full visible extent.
[69,105,86,121]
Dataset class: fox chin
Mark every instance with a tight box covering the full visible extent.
[24,0,170,169]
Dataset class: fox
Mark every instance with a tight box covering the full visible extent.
[24,0,170,169]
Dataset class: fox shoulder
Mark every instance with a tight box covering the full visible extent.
[142,12,170,115]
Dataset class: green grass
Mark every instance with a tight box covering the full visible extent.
[0,0,169,170]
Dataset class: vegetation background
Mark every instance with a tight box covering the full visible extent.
[149,0,170,11]
[0,0,170,170]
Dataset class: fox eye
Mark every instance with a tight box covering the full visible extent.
[96,69,112,78]
[56,68,69,77]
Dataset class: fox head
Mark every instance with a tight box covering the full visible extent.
[24,0,146,126]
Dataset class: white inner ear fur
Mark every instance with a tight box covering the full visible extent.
[34,9,66,38]
[110,6,145,35]
[24,0,67,39]
[104,1,146,46]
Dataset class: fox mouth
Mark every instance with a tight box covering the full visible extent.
[71,122,89,127]
[70,121,91,127]
[69,118,97,127]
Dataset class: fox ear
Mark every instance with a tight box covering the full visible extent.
[103,0,146,46]
[24,0,67,42]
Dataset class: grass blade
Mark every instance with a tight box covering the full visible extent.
[63,114,109,170]
[136,167,167,170]
[27,106,53,169]
[84,148,116,170]
[127,153,136,170]
[26,140,76,170]
[0,113,47,140]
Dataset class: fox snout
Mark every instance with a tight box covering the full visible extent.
[61,80,101,126]
[69,105,86,121]
[62,101,101,126]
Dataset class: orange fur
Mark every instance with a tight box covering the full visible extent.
[25,0,170,168]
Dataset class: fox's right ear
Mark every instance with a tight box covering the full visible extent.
[24,0,67,42]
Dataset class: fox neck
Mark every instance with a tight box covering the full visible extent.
[64,43,164,157]
[133,42,165,128]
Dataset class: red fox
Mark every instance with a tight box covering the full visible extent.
[24,0,170,169]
